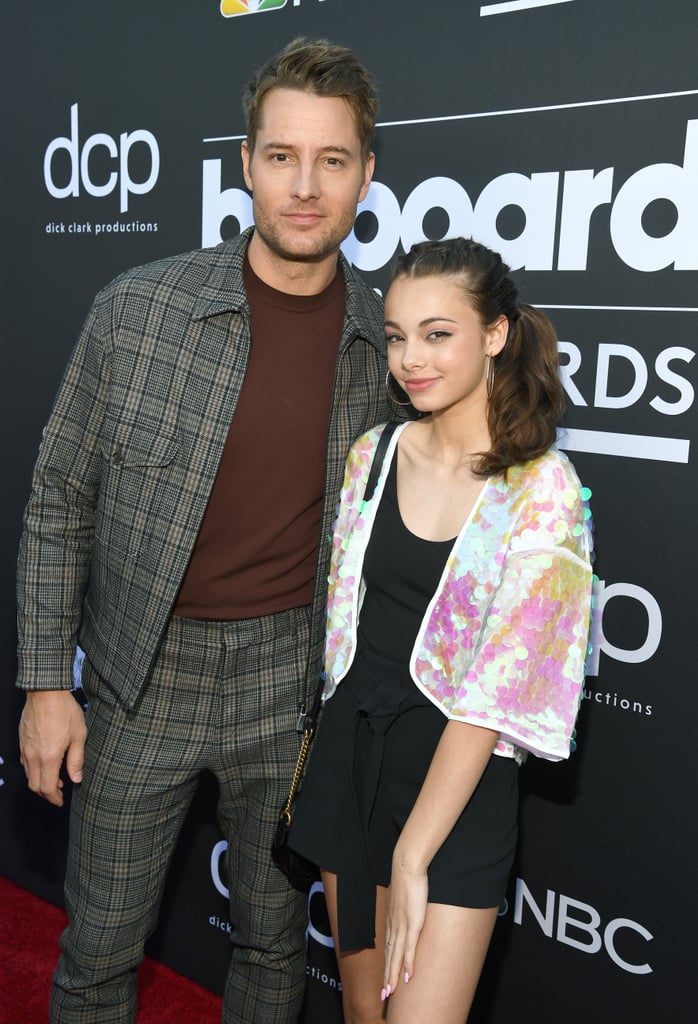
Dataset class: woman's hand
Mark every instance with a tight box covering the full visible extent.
[379,721,499,1003]
[382,847,429,1001]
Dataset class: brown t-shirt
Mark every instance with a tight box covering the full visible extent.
[174,255,345,620]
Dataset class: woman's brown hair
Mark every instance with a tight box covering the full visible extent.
[390,237,565,476]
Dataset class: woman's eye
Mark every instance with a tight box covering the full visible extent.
[385,333,403,345]
[427,330,451,341]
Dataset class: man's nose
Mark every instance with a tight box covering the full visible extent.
[290,162,321,200]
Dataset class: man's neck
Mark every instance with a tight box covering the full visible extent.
[246,233,341,296]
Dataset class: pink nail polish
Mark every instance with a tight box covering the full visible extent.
[386,984,391,997]
[381,988,386,1002]
[404,972,410,984]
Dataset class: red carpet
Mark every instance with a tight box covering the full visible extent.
[1,875,223,1023]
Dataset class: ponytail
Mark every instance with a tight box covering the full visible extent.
[479,304,564,476]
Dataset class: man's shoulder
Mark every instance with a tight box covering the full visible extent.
[95,233,249,308]
[339,255,384,333]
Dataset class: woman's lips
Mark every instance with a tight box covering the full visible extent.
[404,377,438,393]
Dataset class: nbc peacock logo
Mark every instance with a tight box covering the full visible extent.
[220,0,287,17]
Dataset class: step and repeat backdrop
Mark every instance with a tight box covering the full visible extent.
[2,1,696,1020]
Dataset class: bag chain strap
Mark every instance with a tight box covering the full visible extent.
[278,724,315,827]
[278,423,400,829]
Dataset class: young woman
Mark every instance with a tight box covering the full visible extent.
[289,237,594,1023]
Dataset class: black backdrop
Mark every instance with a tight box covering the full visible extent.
[2,2,696,1020]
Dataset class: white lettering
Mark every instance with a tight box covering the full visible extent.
[44,103,80,200]
[594,344,648,410]
[342,181,402,272]
[120,130,160,213]
[610,119,698,271]
[604,918,653,976]
[556,894,602,953]
[651,347,695,415]
[558,341,588,407]
[201,159,253,247]
[558,168,614,270]
[210,840,229,899]
[512,880,653,974]
[474,172,559,271]
[595,580,662,665]
[513,878,555,936]
[305,880,334,949]
[80,133,118,200]
[401,177,472,254]
[202,119,698,273]
[558,341,694,415]
[44,104,159,213]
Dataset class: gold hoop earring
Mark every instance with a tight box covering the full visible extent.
[486,355,496,399]
[385,370,412,407]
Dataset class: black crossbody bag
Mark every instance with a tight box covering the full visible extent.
[271,421,400,891]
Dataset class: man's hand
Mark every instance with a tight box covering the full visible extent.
[19,690,87,806]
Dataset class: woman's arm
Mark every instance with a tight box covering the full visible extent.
[383,719,499,996]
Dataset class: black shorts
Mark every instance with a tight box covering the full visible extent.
[290,651,519,913]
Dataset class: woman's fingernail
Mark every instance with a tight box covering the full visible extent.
[404,972,410,984]
[381,988,386,1002]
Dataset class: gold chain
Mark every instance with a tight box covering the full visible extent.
[278,725,315,827]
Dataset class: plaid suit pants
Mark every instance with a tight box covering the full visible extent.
[50,608,310,1024]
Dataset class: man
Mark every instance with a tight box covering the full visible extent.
[17,38,395,1023]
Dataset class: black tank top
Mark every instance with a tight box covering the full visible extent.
[357,455,455,666]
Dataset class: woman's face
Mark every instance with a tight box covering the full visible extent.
[384,274,506,417]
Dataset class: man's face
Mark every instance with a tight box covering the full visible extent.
[241,88,374,270]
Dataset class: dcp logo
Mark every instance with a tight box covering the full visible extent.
[586,579,662,675]
[44,103,160,214]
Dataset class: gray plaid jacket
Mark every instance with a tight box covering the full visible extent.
[16,229,393,709]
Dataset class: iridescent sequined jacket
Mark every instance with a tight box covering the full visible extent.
[323,422,594,763]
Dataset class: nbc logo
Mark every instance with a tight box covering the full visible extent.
[220,0,287,16]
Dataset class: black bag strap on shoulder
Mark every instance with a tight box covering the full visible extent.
[362,419,400,508]
[301,420,401,731]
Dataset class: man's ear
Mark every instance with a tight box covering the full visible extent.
[358,151,375,203]
[241,139,253,191]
